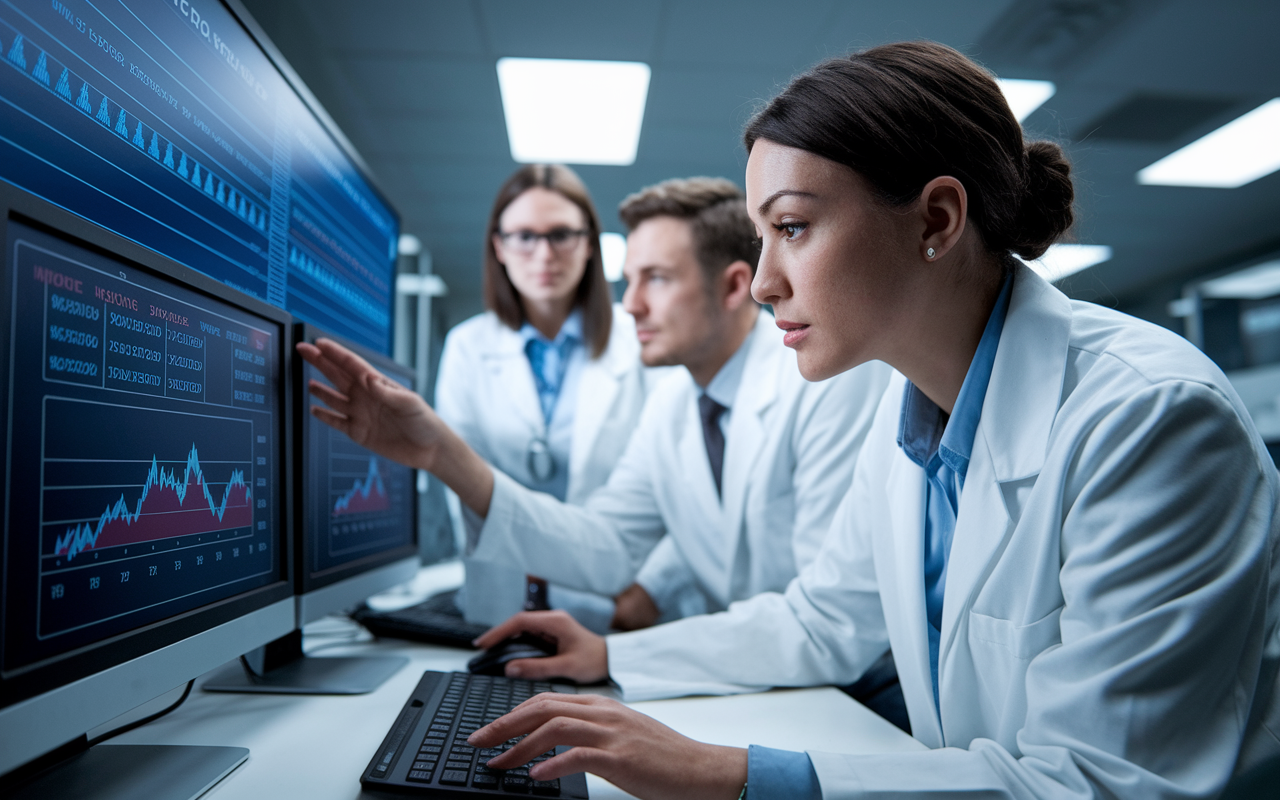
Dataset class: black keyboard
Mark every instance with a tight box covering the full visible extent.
[361,670,589,798]
[355,591,490,649]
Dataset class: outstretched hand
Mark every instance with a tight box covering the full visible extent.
[296,338,495,514]
[296,338,440,470]
[468,693,747,800]
[474,610,609,684]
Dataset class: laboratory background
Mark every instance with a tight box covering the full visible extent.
[0,0,1278,799]
[246,0,1280,467]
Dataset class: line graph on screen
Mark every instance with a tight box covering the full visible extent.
[41,397,256,563]
[332,457,389,517]
[54,445,253,559]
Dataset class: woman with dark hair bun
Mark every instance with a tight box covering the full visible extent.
[462,41,1280,799]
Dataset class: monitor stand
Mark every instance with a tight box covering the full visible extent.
[8,743,247,800]
[201,630,406,695]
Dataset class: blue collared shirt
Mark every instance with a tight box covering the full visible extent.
[745,273,1013,799]
[521,310,583,424]
[518,310,585,501]
[897,272,1011,709]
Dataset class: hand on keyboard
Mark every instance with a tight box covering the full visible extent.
[468,693,748,800]
[473,610,607,683]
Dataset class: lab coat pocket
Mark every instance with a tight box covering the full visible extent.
[968,605,1063,660]
[962,606,1063,742]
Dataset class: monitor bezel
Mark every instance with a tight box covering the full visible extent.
[293,322,419,597]
[0,182,295,711]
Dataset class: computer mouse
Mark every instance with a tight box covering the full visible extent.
[467,633,557,676]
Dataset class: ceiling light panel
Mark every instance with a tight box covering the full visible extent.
[1138,99,1280,188]
[497,58,651,166]
[1199,260,1280,300]
[1019,244,1112,282]
[600,232,626,283]
[996,78,1056,122]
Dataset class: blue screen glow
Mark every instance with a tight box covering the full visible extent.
[0,0,398,353]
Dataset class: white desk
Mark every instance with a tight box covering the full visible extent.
[104,568,924,798]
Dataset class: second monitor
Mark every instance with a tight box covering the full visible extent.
[204,324,419,694]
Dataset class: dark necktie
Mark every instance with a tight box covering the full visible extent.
[698,393,727,498]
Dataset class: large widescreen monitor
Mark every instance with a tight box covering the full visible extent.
[0,185,294,794]
[0,0,399,354]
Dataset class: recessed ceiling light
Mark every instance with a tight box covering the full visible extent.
[497,58,651,166]
[600,232,626,282]
[996,78,1056,122]
[1018,244,1112,282]
[1137,98,1280,188]
[397,234,421,257]
[1198,259,1280,300]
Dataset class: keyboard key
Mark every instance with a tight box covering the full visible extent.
[411,761,435,771]
[406,770,433,783]
[445,760,472,770]
[532,779,561,796]
[503,774,532,793]
[473,773,500,788]
[419,745,442,755]
[440,770,470,786]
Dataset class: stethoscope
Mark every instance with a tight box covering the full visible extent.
[526,433,557,483]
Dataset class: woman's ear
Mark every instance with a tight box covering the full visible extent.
[918,176,967,262]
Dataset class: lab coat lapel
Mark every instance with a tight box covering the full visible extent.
[720,315,781,594]
[480,327,543,434]
[568,339,628,490]
[675,381,727,524]
[936,266,1073,720]
[881,443,944,747]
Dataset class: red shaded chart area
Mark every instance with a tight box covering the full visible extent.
[333,458,389,516]
[55,445,253,559]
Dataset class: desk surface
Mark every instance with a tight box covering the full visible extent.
[106,568,924,799]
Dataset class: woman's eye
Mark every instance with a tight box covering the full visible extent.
[773,222,807,241]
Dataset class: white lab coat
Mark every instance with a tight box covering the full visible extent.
[606,265,1280,797]
[437,304,653,505]
[472,312,893,622]
[436,304,660,624]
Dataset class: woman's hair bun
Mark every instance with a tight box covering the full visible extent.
[744,42,1079,266]
[1008,140,1075,261]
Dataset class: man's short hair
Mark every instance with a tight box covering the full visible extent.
[618,177,760,282]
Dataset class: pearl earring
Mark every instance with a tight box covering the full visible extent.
[926,247,936,259]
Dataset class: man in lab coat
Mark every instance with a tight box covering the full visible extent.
[299,176,893,700]
[464,177,891,638]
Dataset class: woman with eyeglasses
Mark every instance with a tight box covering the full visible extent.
[435,164,656,628]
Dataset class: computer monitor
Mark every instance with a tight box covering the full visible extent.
[0,0,400,354]
[203,323,417,694]
[0,186,294,795]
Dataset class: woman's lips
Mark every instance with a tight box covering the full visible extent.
[775,319,810,348]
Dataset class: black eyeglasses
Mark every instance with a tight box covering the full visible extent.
[497,228,590,255]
